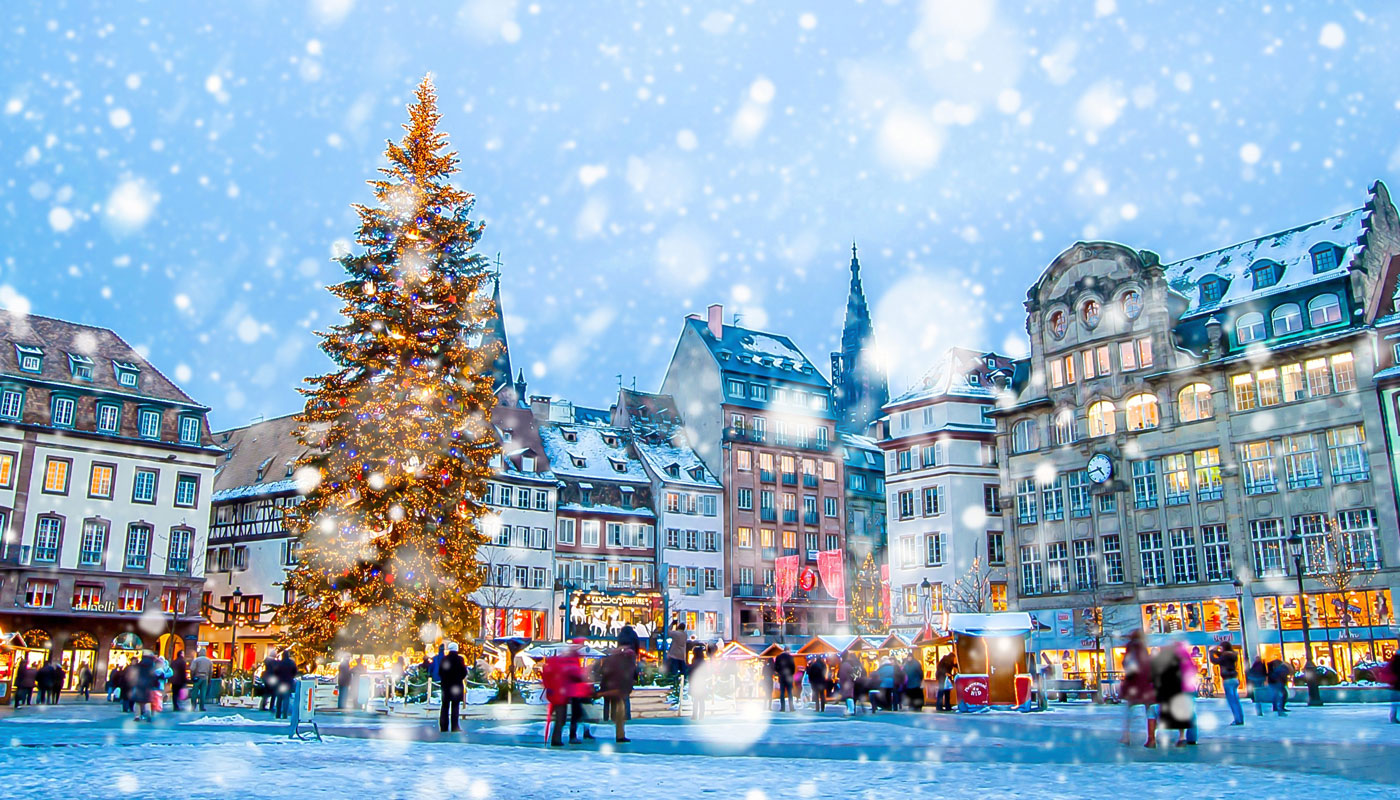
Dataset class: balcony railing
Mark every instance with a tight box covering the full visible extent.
[759,470,776,483]
[781,473,797,485]
[803,512,819,526]
[782,510,798,524]
[724,427,766,445]
[803,475,818,488]
[732,583,773,599]
[760,509,777,522]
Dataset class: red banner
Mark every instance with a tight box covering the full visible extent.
[880,563,892,629]
[775,555,800,621]
[817,549,846,622]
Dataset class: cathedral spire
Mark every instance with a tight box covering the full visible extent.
[832,241,888,434]
[484,274,514,392]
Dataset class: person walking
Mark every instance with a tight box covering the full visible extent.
[438,642,467,733]
[169,651,189,712]
[1210,642,1243,726]
[1246,655,1269,717]
[839,653,864,716]
[544,639,594,746]
[12,661,36,708]
[1119,630,1157,747]
[774,646,796,712]
[873,658,896,714]
[106,664,122,702]
[121,660,139,713]
[34,662,53,705]
[665,621,689,678]
[934,652,957,711]
[132,650,158,722]
[1266,657,1291,716]
[1386,649,1400,724]
[1153,641,1199,746]
[689,644,710,721]
[807,652,828,713]
[76,664,93,702]
[336,655,353,709]
[600,642,637,742]
[274,650,297,719]
[258,653,277,712]
[190,649,213,711]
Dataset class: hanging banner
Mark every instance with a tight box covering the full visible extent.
[817,549,846,621]
[775,555,800,621]
[880,563,892,629]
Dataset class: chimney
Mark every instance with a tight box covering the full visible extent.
[707,303,723,339]
[530,395,551,423]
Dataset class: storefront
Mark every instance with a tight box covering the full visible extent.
[108,632,145,671]
[1253,589,1396,678]
[0,631,49,703]
[482,608,547,640]
[60,632,99,690]
[564,590,664,649]
[1027,608,1112,686]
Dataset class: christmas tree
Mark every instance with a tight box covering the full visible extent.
[275,76,500,655]
[849,552,887,634]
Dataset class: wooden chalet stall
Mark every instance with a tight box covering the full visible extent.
[948,612,1034,710]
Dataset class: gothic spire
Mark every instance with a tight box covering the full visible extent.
[833,241,888,434]
[484,275,514,392]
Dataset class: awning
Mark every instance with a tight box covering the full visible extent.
[947,612,1033,637]
[794,634,873,656]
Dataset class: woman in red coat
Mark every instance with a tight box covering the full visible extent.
[1119,629,1158,747]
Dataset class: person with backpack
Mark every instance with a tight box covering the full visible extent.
[1266,657,1291,716]
[1119,630,1157,747]
[1210,642,1243,726]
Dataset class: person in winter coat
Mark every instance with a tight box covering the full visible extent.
[902,655,925,710]
[665,621,689,678]
[336,656,353,709]
[274,651,298,719]
[934,653,957,711]
[34,663,53,705]
[76,664,94,701]
[872,658,897,714]
[773,647,796,712]
[438,642,468,733]
[1209,642,1243,725]
[1153,641,1198,746]
[1246,656,1269,716]
[1386,649,1400,724]
[689,645,710,721]
[807,653,829,713]
[259,653,278,711]
[839,654,865,716]
[132,650,158,722]
[121,661,139,713]
[600,643,637,742]
[169,652,189,711]
[190,650,213,711]
[1266,657,1291,716]
[544,639,595,745]
[106,665,123,702]
[1119,630,1157,747]
[12,662,37,707]
[891,658,907,711]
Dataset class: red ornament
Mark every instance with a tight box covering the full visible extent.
[385,573,395,584]
[338,397,347,406]
[447,294,457,303]
[798,567,818,593]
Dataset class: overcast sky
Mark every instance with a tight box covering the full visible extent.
[4,1,1398,428]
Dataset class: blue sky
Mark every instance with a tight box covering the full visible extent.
[3,1,1398,428]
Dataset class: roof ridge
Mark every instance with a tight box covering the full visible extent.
[1164,207,1364,268]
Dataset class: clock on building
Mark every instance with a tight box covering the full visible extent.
[1087,454,1113,484]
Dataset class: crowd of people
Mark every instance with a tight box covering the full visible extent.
[8,659,81,707]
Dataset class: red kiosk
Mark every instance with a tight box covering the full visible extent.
[948,612,1034,711]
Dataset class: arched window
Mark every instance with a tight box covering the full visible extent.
[1235,312,1266,344]
[1011,419,1040,454]
[1051,409,1077,446]
[1125,393,1160,431]
[1087,401,1116,438]
[1082,299,1101,328]
[1121,290,1143,320]
[1308,294,1342,327]
[1048,310,1067,339]
[1177,383,1214,423]
[1271,303,1303,336]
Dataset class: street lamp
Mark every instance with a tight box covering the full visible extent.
[229,587,243,678]
[919,578,933,628]
[1286,531,1323,706]
[1232,577,1250,661]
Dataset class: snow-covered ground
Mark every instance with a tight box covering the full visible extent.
[1,700,1395,799]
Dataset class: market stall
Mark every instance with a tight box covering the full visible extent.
[911,624,953,701]
[0,631,47,704]
[948,612,1033,710]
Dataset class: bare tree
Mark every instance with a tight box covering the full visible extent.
[1308,517,1378,670]
[472,545,519,639]
[944,557,1007,613]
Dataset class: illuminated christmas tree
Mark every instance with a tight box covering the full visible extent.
[275,76,499,655]
[849,552,886,634]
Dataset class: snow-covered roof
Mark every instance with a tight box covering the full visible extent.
[539,423,649,484]
[886,347,1011,409]
[948,612,1033,637]
[556,502,656,518]
[686,317,829,388]
[211,478,299,503]
[838,432,883,470]
[634,438,721,488]
[1165,207,1366,318]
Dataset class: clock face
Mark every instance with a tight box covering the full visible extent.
[1087,454,1113,483]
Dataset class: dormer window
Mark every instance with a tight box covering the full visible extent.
[285,462,295,477]
[113,361,140,388]
[609,457,627,473]
[1199,278,1226,306]
[138,408,162,439]
[570,454,586,469]
[665,463,680,478]
[602,434,618,447]
[501,429,513,442]
[178,415,202,445]
[620,486,634,509]
[1251,261,1282,290]
[256,457,272,481]
[1311,244,1340,273]
[561,428,578,443]
[689,467,705,481]
[1081,299,1101,328]
[15,344,42,373]
[68,353,94,381]
[521,455,536,472]
[968,374,981,386]
[579,484,592,505]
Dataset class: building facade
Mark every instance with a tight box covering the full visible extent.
[0,312,217,690]
[838,432,886,573]
[201,413,307,671]
[612,388,728,640]
[662,305,846,643]
[997,182,1400,683]
[880,347,1011,636]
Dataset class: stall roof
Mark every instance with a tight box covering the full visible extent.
[717,642,760,661]
[911,624,951,647]
[521,643,606,660]
[872,633,912,650]
[756,643,787,658]
[795,634,873,656]
[947,612,1033,637]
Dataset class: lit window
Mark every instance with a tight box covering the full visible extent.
[1177,383,1213,423]
[118,585,146,613]
[0,452,14,488]
[1124,394,1159,431]
[43,458,70,493]
[1087,401,1116,438]
[89,464,115,498]
[1308,294,1342,327]
[25,579,57,608]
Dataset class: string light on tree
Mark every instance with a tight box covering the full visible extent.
[274,76,500,657]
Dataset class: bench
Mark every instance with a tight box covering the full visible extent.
[1044,678,1099,703]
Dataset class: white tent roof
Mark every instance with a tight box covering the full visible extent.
[947,612,1033,637]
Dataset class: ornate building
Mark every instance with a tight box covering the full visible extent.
[831,244,889,436]
[995,182,1400,684]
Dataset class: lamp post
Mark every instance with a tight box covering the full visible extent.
[1286,531,1323,706]
[1232,577,1250,662]
[228,587,243,678]
[919,577,933,629]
